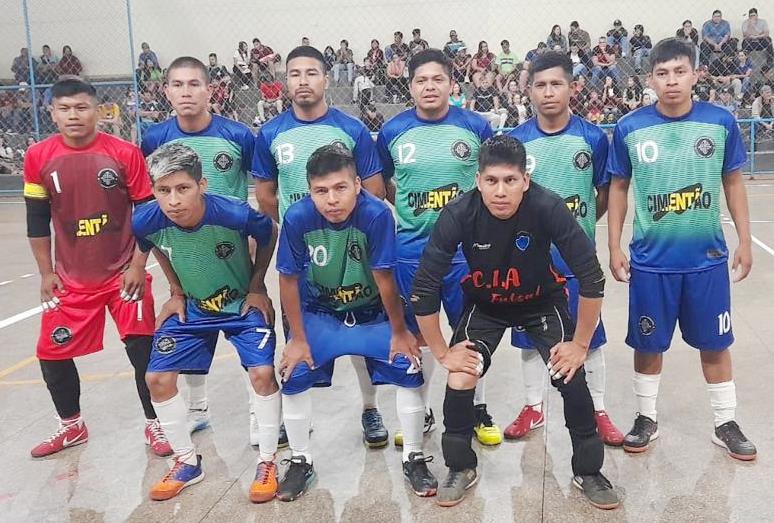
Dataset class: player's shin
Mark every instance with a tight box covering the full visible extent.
[251,385,281,461]
[585,349,606,412]
[442,385,477,471]
[124,335,156,419]
[151,391,197,464]
[396,386,425,461]
[521,349,546,409]
[282,390,313,463]
[419,347,436,409]
[184,374,208,411]
[351,356,378,410]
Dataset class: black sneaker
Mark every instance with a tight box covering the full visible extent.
[277,456,316,502]
[402,452,438,497]
[362,408,388,448]
[424,408,436,434]
[436,468,478,507]
[572,472,620,510]
[712,421,757,461]
[277,423,288,449]
[623,414,658,453]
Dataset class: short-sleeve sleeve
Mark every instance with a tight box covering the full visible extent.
[251,130,278,180]
[353,124,382,179]
[365,208,396,270]
[123,145,153,201]
[607,123,632,178]
[131,204,157,253]
[722,116,747,174]
[275,213,307,275]
[239,127,256,173]
[591,129,611,187]
[140,127,159,157]
[245,207,274,246]
[375,131,395,180]
[23,146,48,199]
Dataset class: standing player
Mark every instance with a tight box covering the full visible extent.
[376,49,501,447]
[505,52,623,446]
[141,56,263,444]
[276,145,435,501]
[23,78,170,458]
[412,136,619,509]
[607,38,757,460]
[135,143,282,501]
[253,45,391,447]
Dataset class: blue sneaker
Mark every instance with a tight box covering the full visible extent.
[362,408,388,448]
[150,454,205,500]
[187,408,210,434]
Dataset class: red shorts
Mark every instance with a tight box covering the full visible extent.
[37,272,155,360]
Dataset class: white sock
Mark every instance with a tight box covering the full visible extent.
[419,346,436,411]
[396,386,425,461]
[184,374,208,411]
[282,390,313,463]
[585,349,606,411]
[152,393,197,464]
[252,389,281,462]
[351,356,378,410]
[243,371,255,413]
[521,349,545,409]
[473,378,486,406]
[707,381,736,427]
[633,372,660,422]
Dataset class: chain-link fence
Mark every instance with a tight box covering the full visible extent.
[2,0,774,177]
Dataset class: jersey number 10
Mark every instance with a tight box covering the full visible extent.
[635,141,659,164]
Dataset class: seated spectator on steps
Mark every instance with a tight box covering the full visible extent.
[97,95,122,136]
[386,31,411,62]
[601,76,623,122]
[138,42,160,69]
[752,85,774,136]
[210,78,237,121]
[353,62,375,107]
[629,25,653,73]
[251,38,280,83]
[568,21,592,51]
[443,30,466,58]
[471,41,496,87]
[570,74,589,115]
[546,25,568,52]
[469,74,506,129]
[502,82,529,127]
[365,39,386,84]
[452,47,472,84]
[700,10,736,65]
[591,37,620,88]
[448,82,467,108]
[256,79,285,124]
[385,54,408,103]
[11,48,36,84]
[584,90,604,123]
[710,52,743,100]
[622,75,643,113]
[607,19,630,57]
[568,43,592,79]
[713,86,739,117]
[693,64,715,101]
[676,19,701,65]
[333,39,355,85]
[360,102,384,132]
[495,40,519,90]
[208,53,231,83]
[409,28,429,58]
[323,46,336,72]
[37,45,59,84]
[742,8,773,66]
[736,51,754,103]
[132,89,162,142]
[138,58,163,92]
[55,45,83,77]
[233,41,253,89]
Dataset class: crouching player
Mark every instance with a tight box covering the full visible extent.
[133,143,281,502]
[276,144,436,501]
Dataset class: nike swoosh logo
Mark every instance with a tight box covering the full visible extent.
[62,433,82,446]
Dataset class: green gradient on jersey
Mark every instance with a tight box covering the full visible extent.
[167,136,249,201]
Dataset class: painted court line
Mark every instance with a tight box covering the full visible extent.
[722,214,774,259]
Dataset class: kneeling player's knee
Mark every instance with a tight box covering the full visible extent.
[551,367,587,392]
[248,365,278,395]
[145,372,176,400]
[448,371,478,391]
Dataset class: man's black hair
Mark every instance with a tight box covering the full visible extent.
[306,144,356,182]
[479,135,527,173]
[713,9,722,16]
[51,77,96,99]
[287,45,326,71]
[166,56,209,83]
[408,49,452,81]
[529,51,573,83]
[650,38,694,71]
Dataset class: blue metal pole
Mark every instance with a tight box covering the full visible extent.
[21,0,41,140]
[749,120,756,178]
[126,0,142,144]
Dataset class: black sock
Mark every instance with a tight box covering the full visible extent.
[124,335,156,419]
[40,358,80,419]
[442,386,477,471]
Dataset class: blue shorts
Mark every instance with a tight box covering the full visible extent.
[511,277,606,350]
[397,258,468,335]
[148,301,276,373]
[282,310,424,395]
[626,263,733,353]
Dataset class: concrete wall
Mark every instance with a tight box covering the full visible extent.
[0,0,761,80]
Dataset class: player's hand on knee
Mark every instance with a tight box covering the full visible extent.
[120,264,145,302]
[548,341,588,384]
[732,243,752,283]
[242,291,276,326]
[609,247,631,283]
[441,341,483,376]
[155,295,186,329]
[389,329,421,368]
[40,272,65,312]
[280,339,315,382]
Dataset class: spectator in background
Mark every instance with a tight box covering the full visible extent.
[495,39,519,91]
[676,19,700,66]
[502,81,528,127]
[11,48,36,84]
[713,86,739,116]
[409,28,429,58]
[333,39,355,85]
[752,84,774,136]
[385,53,408,103]
[250,38,279,83]
[570,74,588,115]
[443,29,466,58]
[584,89,603,123]
[710,52,743,100]
[360,102,384,132]
[568,21,591,51]
[701,10,735,65]
[37,45,59,84]
[641,92,655,106]
[522,42,548,91]
[208,53,230,83]
[607,19,630,57]
[471,41,496,87]
[353,60,375,106]
[56,45,83,77]
[742,8,773,66]
[232,41,253,89]
[630,25,653,73]
[448,82,467,108]
[591,37,619,88]
[132,88,162,142]
[210,77,237,120]
[623,75,643,113]
[0,92,14,132]
[568,43,592,79]
[753,64,774,98]
[97,95,122,136]
[138,58,163,92]
[256,78,284,124]
[365,39,386,84]
[138,42,159,69]
[736,50,754,104]
[323,46,336,72]
[469,74,506,129]
[693,64,715,102]
[13,82,34,132]
[452,46,471,84]
[546,25,568,52]
[601,75,622,122]
[387,31,411,62]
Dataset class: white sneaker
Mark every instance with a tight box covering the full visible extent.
[249,409,260,446]
[187,408,210,434]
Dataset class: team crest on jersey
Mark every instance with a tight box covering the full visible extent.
[638,316,655,336]
[451,140,472,160]
[347,241,363,262]
[573,151,592,171]
[51,326,72,345]
[694,137,715,158]
[97,168,119,189]
[514,231,531,252]
[155,336,177,354]
[215,241,235,260]
[214,152,234,172]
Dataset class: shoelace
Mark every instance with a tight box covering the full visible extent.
[280,457,308,483]
[45,418,80,444]
[255,462,275,484]
[363,410,384,431]
[162,459,186,482]
[147,420,169,443]
[477,407,494,428]
[408,453,434,465]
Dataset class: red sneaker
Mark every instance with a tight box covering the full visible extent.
[504,404,545,440]
[31,416,88,458]
[145,419,174,457]
[595,411,624,447]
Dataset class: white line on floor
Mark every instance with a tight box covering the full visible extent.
[0,281,11,286]
[19,273,33,279]
[722,214,774,258]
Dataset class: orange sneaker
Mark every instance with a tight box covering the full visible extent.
[149,455,204,501]
[249,460,278,503]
